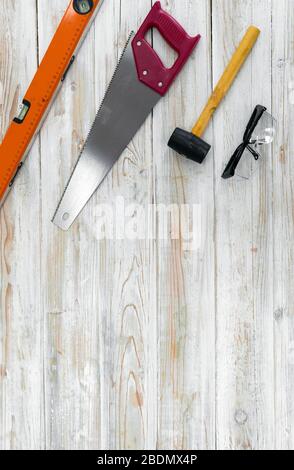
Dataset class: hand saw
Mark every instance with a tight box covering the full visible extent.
[53,1,200,230]
[0,0,104,208]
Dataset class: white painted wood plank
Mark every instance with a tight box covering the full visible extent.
[249,0,275,450]
[96,0,156,450]
[0,0,43,450]
[271,0,294,451]
[152,0,215,450]
[213,0,274,450]
[37,0,115,450]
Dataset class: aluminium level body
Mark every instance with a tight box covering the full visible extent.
[0,0,104,207]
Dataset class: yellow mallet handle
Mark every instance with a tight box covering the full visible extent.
[192,26,260,138]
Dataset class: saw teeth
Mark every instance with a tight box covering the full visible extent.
[52,32,135,222]
[80,32,135,152]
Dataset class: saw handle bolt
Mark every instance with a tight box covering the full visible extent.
[132,1,200,96]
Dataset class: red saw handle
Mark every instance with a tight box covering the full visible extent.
[132,1,200,96]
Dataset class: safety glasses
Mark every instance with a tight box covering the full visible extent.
[222,105,277,180]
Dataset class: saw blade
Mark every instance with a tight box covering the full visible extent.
[52,33,161,230]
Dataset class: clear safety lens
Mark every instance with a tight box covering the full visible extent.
[222,106,277,181]
[235,146,262,180]
[250,111,277,146]
[236,111,277,180]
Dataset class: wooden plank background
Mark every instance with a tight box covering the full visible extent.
[0,0,293,450]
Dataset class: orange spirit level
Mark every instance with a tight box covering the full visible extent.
[0,0,104,207]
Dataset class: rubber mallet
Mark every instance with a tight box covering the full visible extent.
[168,26,260,163]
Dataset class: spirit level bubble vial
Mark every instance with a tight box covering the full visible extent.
[0,0,104,208]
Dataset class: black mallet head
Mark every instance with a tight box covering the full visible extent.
[168,128,211,164]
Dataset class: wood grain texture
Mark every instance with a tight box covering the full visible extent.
[0,0,294,450]
[153,0,215,450]
[213,0,274,450]
[0,0,43,450]
[193,25,260,137]
[272,0,294,450]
